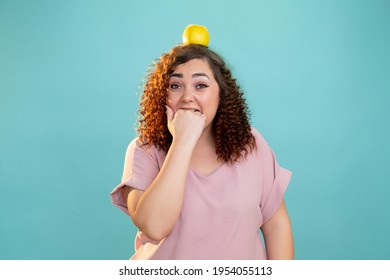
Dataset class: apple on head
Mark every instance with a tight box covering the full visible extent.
[182,24,210,47]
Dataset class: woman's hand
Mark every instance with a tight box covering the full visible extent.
[166,105,206,146]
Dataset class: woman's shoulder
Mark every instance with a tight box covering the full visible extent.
[250,127,269,147]
[125,137,166,161]
[127,137,159,151]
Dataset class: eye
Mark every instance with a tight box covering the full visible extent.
[196,83,209,89]
[169,83,181,90]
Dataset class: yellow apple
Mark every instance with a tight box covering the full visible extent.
[182,24,210,46]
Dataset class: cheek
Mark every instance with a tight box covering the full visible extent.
[209,90,220,109]
[166,93,175,105]
[166,97,177,105]
[166,95,181,110]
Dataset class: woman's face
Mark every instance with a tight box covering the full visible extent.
[166,58,220,130]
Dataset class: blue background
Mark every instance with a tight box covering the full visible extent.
[1,0,389,259]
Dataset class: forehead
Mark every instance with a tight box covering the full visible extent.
[171,58,213,74]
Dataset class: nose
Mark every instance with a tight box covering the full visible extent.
[181,87,194,102]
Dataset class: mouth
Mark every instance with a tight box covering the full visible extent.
[181,108,201,113]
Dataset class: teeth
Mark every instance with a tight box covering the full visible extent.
[181,108,200,113]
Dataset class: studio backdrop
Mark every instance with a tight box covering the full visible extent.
[1,0,389,259]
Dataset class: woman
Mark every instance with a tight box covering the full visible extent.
[110,41,294,260]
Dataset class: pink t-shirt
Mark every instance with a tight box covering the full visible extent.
[110,128,292,260]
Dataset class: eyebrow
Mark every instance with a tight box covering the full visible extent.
[169,72,210,80]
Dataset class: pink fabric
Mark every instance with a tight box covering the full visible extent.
[110,128,292,260]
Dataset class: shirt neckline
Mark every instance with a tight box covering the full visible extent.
[189,162,227,178]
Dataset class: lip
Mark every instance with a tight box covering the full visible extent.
[180,107,201,113]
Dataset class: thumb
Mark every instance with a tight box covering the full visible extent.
[165,105,174,122]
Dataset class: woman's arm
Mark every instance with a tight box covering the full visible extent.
[260,200,294,259]
[124,107,206,242]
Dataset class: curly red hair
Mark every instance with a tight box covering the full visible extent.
[137,44,255,164]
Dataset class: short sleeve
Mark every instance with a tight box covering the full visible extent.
[109,138,162,215]
[253,129,292,224]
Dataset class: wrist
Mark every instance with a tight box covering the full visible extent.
[170,138,197,154]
